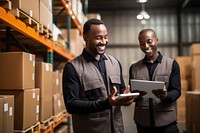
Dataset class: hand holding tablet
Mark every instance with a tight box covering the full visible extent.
[116,92,140,99]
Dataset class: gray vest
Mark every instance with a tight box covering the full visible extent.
[70,54,124,133]
[130,56,177,127]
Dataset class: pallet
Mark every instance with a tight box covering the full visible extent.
[9,8,39,31]
[0,0,11,10]
[40,116,54,130]
[14,122,40,133]
[39,24,53,40]
[53,112,64,122]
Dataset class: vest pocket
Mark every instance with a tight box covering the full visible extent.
[83,79,105,101]
[109,76,122,93]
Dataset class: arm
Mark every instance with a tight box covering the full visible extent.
[118,61,126,94]
[163,60,181,102]
[62,63,111,114]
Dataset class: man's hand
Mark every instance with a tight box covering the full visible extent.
[108,86,135,106]
[152,85,167,100]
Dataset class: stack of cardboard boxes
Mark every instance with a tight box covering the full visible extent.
[176,56,191,123]
[0,52,67,132]
[35,62,53,122]
[0,52,40,131]
[176,44,200,133]
[185,44,200,133]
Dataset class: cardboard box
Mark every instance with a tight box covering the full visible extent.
[175,56,191,80]
[0,52,35,90]
[0,89,40,130]
[186,91,200,133]
[53,93,62,116]
[70,29,84,56]
[191,67,200,91]
[192,55,200,69]
[52,71,60,94]
[190,43,200,55]
[12,0,39,22]
[35,62,53,121]
[40,1,53,31]
[0,95,14,133]
[41,0,52,12]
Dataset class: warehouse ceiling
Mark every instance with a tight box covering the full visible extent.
[81,0,200,13]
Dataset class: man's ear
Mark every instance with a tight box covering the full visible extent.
[156,37,158,42]
[83,34,88,42]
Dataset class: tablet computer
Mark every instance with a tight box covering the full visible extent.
[130,79,165,98]
[116,93,140,99]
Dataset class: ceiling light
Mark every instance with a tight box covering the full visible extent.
[137,11,150,19]
[136,3,150,20]
[137,0,148,3]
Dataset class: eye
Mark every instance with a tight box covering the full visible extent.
[139,42,145,46]
[104,35,108,39]
[147,39,153,44]
[96,36,102,40]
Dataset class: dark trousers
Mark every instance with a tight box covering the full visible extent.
[136,122,179,133]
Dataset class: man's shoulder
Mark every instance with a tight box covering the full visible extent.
[132,59,143,66]
[162,56,174,64]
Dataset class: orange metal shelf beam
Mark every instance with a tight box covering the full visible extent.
[59,0,83,35]
[0,6,74,60]
[53,43,74,61]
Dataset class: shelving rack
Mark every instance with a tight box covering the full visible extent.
[0,0,84,132]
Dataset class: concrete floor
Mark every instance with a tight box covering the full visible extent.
[121,103,186,133]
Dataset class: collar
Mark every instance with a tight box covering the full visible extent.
[143,51,163,64]
[82,48,107,62]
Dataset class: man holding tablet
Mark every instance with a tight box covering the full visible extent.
[129,29,181,133]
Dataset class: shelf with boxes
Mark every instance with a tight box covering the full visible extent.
[0,52,71,133]
[0,1,75,62]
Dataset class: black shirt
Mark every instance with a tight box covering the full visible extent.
[143,52,181,102]
[62,49,126,114]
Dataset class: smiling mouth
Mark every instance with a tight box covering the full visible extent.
[96,43,107,47]
[145,49,152,53]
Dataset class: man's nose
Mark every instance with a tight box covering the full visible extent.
[144,43,150,48]
[101,38,108,44]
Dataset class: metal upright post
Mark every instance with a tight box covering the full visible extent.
[67,14,71,49]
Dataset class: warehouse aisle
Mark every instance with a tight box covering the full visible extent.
[121,103,137,133]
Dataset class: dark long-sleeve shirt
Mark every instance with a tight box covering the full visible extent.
[62,49,126,114]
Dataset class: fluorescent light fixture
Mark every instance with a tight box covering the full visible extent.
[137,11,150,20]
[137,0,148,3]
[136,3,150,20]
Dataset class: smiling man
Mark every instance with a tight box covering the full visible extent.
[129,28,181,133]
[62,18,135,133]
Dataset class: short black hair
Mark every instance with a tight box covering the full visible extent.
[83,18,104,35]
[139,28,157,38]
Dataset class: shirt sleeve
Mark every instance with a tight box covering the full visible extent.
[118,61,126,94]
[163,60,181,102]
[62,62,111,114]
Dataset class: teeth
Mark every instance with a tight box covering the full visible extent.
[146,49,152,53]
[98,45,105,51]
